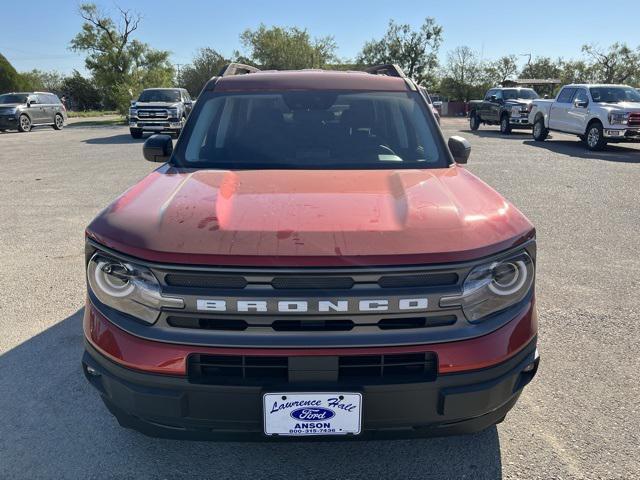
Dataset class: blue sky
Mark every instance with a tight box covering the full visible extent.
[2,0,639,74]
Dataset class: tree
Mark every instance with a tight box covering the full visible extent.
[484,55,519,85]
[558,59,592,85]
[581,43,640,84]
[357,18,443,86]
[238,25,337,70]
[20,70,64,93]
[70,3,174,112]
[180,48,229,97]
[520,56,562,80]
[60,70,101,110]
[0,53,27,92]
[440,46,483,101]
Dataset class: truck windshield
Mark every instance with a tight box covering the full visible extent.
[589,87,640,103]
[174,91,445,170]
[0,94,28,104]
[138,90,181,103]
[503,89,539,100]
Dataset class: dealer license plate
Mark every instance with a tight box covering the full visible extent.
[263,392,362,436]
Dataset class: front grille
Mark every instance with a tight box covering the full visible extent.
[188,352,437,385]
[628,113,640,127]
[162,271,458,290]
[166,314,457,332]
[165,274,247,289]
[137,109,168,119]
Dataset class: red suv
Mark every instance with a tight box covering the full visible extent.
[83,64,539,439]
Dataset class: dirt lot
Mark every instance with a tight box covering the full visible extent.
[0,119,639,479]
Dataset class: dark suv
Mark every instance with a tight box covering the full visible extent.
[129,88,193,139]
[0,92,67,132]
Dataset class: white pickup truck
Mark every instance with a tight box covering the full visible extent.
[529,84,640,151]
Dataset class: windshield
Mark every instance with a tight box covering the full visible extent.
[589,87,640,103]
[0,94,28,104]
[138,89,180,103]
[174,91,446,170]
[503,89,539,100]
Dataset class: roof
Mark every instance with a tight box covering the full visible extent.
[503,79,561,86]
[213,70,411,92]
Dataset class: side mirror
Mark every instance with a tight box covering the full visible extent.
[27,99,35,107]
[448,136,471,164]
[489,95,498,102]
[143,134,173,162]
[544,94,550,99]
[574,99,588,108]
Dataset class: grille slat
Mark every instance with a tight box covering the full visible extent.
[188,352,437,385]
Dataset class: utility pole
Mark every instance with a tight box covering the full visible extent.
[175,63,184,87]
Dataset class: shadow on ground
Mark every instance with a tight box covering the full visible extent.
[83,133,147,145]
[523,139,640,163]
[0,309,503,479]
[464,129,532,140]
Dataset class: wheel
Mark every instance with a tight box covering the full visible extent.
[585,122,606,151]
[469,112,480,131]
[500,114,512,134]
[53,114,64,130]
[532,117,548,141]
[18,114,31,132]
[130,128,143,139]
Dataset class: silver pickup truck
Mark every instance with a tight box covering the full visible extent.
[529,84,640,151]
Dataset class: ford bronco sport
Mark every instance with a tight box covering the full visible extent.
[83,63,539,439]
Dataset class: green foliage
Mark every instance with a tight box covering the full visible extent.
[520,57,562,80]
[61,70,102,110]
[239,24,337,70]
[70,3,174,113]
[439,46,487,101]
[484,55,519,85]
[19,69,65,93]
[0,53,27,92]
[581,43,640,84]
[179,48,229,97]
[357,18,443,86]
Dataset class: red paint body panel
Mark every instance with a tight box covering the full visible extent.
[84,299,537,376]
[213,71,409,92]
[86,165,534,267]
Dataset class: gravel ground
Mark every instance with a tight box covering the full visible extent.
[0,119,638,479]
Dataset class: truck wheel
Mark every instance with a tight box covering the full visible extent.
[53,114,64,130]
[469,112,480,131]
[130,128,143,139]
[532,117,548,141]
[18,114,31,132]
[585,122,606,151]
[500,114,512,134]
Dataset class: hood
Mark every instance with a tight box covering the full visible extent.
[134,102,181,108]
[0,103,23,108]
[87,165,534,267]
[598,102,640,112]
[506,99,535,106]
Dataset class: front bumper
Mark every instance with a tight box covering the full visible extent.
[509,114,532,127]
[82,298,539,439]
[0,115,18,129]
[83,339,538,439]
[129,119,182,132]
[604,127,640,141]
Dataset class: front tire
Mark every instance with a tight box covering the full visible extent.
[585,122,606,151]
[18,114,31,132]
[532,117,548,141]
[53,114,64,130]
[500,114,512,134]
[469,112,480,131]
[130,128,143,139]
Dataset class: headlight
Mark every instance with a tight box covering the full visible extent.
[129,108,138,117]
[0,107,17,115]
[440,251,534,322]
[87,252,183,324]
[608,112,629,125]
[168,108,179,117]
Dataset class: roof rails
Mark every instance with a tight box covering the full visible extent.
[218,63,260,77]
[365,64,407,78]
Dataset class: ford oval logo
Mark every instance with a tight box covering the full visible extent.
[290,407,335,421]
